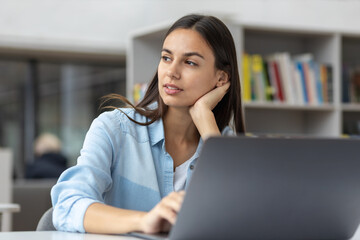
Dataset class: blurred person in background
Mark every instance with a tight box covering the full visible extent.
[26,133,68,179]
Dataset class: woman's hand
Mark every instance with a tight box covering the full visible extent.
[189,82,230,140]
[140,191,185,234]
[191,82,230,112]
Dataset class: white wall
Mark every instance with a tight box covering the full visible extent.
[0,0,360,55]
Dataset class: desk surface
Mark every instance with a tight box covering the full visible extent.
[0,231,138,240]
[1,230,360,240]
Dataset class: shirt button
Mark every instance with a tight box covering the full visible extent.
[190,165,194,170]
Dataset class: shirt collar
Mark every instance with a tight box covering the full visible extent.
[192,137,204,159]
[143,101,164,146]
[148,117,165,146]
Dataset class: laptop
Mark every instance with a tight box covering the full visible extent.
[129,136,360,240]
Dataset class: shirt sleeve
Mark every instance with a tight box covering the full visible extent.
[221,126,236,136]
[51,112,120,232]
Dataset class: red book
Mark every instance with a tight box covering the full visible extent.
[272,61,284,102]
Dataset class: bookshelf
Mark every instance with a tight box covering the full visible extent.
[341,34,360,137]
[127,19,360,137]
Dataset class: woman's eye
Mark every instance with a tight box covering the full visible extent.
[161,56,171,62]
[186,60,197,66]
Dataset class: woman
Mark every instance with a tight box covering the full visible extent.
[51,14,245,234]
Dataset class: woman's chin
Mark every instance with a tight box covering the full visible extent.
[163,101,194,109]
[162,97,195,108]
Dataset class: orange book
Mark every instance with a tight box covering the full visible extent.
[320,65,328,103]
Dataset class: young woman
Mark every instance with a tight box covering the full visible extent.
[51,14,245,234]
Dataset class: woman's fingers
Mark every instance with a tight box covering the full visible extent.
[165,191,185,213]
[156,202,177,225]
[157,192,185,223]
[194,82,231,111]
[141,191,185,233]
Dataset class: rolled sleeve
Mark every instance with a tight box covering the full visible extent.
[51,112,119,232]
[222,126,236,136]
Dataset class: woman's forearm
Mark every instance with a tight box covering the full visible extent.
[84,202,146,234]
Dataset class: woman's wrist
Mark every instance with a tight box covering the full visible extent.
[135,211,148,232]
[190,106,220,140]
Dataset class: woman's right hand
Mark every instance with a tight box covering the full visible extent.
[140,191,185,234]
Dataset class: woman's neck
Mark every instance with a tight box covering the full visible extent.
[163,107,200,169]
[163,107,199,145]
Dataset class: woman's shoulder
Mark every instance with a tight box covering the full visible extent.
[95,108,152,142]
[96,107,144,127]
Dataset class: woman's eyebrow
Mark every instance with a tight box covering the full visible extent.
[162,48,172,54]
[162,48,205,59]
[184,52,205,59]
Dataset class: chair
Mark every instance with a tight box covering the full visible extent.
[36,207,56,231]
[0,203,20,231]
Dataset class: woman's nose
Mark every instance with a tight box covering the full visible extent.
[166,63,180,80]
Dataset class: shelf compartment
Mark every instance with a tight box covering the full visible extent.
[343,111,360,135]
[244,102,335,111]
[245,107,339,137]
[342,103,360,112]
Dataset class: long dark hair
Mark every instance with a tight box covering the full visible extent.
[101,14,245,133]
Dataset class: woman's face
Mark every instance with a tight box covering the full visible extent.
[158,28,222,109]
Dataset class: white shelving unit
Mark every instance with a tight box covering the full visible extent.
[126,21,171,99]
[127,18,360,137]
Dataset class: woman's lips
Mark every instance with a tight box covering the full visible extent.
[164,83,183,95]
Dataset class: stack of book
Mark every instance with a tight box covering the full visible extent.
[242,52,333,105]
[133,83,148,104]
[342,65,360,104]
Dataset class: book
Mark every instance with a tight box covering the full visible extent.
[267,57,285,102]
[350,69,360,103]
[341,65,360,103]
[307,60,321,104]
[295,61,308,104]
[292,63,305,105]
[263,61,274,101]
[274,52,297,104]
[266,59,279,102]
[342,65,350,103]
[133,83,148,104]
[242,54,252,102]
[313,62,324,104]
[321,64,329,103]
[251,54,267,102]
[326,65,333,103]
[293,54,319,105]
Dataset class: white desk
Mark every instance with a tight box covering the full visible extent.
[1,229,360,240]
[0,204,20,232]
[0,231,138,240]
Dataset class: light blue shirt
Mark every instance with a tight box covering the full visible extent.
[51,108,234,232]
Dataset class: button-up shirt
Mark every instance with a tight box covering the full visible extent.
[51,108,233,232]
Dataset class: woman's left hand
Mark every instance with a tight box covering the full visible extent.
[189,82,230,140]
[190,82,230,112]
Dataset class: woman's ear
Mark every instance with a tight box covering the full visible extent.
[216,71,229,87]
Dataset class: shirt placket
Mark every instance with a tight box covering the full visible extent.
[162,141,174,197]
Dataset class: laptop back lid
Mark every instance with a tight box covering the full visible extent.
[170,136,360,240]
